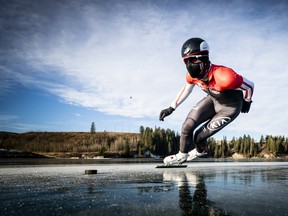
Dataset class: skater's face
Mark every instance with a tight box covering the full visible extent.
[183,55,206,79]
[183,56,202,65]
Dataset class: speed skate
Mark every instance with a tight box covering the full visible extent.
[156,164,187,168]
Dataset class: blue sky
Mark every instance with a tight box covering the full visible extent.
[1,0,288,140]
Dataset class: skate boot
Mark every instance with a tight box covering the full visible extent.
[187,148,207,161]
[163,152,187,166]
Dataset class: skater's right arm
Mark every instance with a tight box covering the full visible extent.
[159,82,194,121]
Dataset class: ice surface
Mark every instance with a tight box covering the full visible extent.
[0,160,287,216]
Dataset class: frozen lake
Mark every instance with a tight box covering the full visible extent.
[0,159,287,216]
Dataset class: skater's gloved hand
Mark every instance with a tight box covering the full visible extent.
[241,100,252,113]
[159,107,175,121]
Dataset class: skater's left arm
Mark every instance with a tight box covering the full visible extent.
[238,76,254,113]
[214,68,254,112]
[239,77,254,102]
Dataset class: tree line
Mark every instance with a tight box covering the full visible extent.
[138,127,288,158]
[0,128,287,158]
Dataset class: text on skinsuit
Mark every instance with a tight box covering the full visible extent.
[207,117,231,131]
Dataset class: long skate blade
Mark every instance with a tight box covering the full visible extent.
[156,164,187,168]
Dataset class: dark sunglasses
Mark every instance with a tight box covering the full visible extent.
[183,56,202,64]
[183,54,208,64]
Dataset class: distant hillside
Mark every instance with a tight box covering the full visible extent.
[1,131,287,159]
[0,131,140,158]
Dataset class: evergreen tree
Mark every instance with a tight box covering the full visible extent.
[139,126,144,134]
[138,125,180,156]
[207,137,216,156]
[214,144,219,158]
[260,135,265,145]
[238,137,243,154]
[90,122,96,133]
[123,140,131,157]
[267,136,275,154]
[230,137,236,153]
[284,138,288,153]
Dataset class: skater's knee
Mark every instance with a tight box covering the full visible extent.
[194,127,208,143]
[194,130,208,152]
[181,118,196,135]
[194,134,203,144]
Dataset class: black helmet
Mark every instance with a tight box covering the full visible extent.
[181,37,210,79]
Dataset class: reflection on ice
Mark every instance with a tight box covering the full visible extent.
[164,170,230,215]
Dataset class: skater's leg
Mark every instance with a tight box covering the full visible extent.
[163,96,215,165]
[179,96,215,153]
[194,101,241,152]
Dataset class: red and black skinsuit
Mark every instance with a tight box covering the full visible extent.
[170,64,254,153]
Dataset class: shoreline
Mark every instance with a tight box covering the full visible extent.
[1,156,288,167]
[1,148,288,160]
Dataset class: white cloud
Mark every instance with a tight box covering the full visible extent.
[14,1,182,118]
[74,113,81,117]
[0,114,18,122]
[1,0,288,137]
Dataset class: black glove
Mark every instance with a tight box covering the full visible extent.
[241,100,252,113]
[159,107,175,121]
